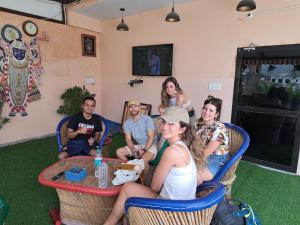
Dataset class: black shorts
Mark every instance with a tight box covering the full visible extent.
[66,139,98,156]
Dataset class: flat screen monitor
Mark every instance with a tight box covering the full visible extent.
[132,44,173,76]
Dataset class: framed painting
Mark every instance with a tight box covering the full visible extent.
[81,34,96,57]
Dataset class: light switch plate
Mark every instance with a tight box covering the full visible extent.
[85,77,95,85]
[208,82,222,91]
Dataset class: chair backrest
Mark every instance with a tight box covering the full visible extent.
[121,101,152,132]
[125,183,225,225]
[56,114,110,152]
[211,123,250,184]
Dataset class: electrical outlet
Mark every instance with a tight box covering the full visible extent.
[85,77,95,85]
[208,82,222,91]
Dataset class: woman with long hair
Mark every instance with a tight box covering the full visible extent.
[192,96,229,185]
[104,107,204,225]
[158,77,196,124]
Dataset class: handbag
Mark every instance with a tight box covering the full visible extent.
[112,159,145,185]
[211,199,262,225]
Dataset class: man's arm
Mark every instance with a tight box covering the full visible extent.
[67,127,87,139]
[94,132,101,143]
[176,94,186,107]
[144,130,154,151]
[125,132,136,151]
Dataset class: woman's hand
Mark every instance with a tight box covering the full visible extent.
[204,140,222,156]
[158,105,166,115]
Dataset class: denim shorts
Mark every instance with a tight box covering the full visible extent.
[207,153,230,176]
[66,139,98,156]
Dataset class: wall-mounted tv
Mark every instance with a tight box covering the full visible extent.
[132,44,173,76]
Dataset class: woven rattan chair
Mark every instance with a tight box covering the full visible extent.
[125,182,225,225]
[198,123,250,198]
[56,114,110,152]
[145,123,249,194]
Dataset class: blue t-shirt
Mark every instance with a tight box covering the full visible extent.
[124,114,155,145]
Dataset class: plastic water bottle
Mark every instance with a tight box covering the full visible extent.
[98,159,108,188]
[94,147,101,177]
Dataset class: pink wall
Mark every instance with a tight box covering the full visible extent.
[100,0,300,122]
[0,12,102,145]
[99,0,300,174]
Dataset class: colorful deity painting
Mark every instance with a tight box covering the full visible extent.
[0,24,48,116]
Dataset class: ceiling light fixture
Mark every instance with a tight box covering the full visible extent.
[236,0,256,12]
[117,8,129,31]
[165,0,180,22]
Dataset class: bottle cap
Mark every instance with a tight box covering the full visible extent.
[94,157,102,167]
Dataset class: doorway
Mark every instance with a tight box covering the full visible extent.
[232,44,300,172]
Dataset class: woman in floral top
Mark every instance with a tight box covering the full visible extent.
[193,96,229,185]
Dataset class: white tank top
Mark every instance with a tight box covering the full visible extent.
[169,97,192,109]
[159,141,197,200]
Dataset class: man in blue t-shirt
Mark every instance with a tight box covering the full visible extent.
[116,100,158,174]
[58,96,102,160]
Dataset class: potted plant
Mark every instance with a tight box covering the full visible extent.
[57,86,94,116]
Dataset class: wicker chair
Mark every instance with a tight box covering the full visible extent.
[56,114,110,153]
[198,123,250,198]
[125,182,225,225]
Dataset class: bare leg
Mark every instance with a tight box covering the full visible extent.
[197,167,214,185]
[122,216,128,225]
[141,151,155,176]
[104,182,157,225]
[116,147,130,161]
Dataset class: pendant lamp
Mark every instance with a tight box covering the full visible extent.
[236,0,256,12]
[165,0,180,22]
[117,8,129,31]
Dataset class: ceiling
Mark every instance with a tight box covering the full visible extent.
[72,0,195,21]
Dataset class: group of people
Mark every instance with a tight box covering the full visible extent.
[59,77,229,225]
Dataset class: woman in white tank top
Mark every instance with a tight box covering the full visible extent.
[104,107,205,225]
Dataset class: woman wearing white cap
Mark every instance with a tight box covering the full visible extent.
[104,107,204,225]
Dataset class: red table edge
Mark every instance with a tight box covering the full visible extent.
[38,156,122,196]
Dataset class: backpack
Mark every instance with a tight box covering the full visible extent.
[211,199,262,225]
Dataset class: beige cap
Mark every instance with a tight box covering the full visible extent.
[160,106,189,124]
[128,100,140,107]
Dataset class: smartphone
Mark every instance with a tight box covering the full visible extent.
[52,171,65,181]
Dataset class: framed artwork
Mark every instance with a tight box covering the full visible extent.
[81,34,96,57]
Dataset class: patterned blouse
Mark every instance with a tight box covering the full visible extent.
[194,120,229,155]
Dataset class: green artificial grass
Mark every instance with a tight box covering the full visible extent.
[0,137,59,225]
[0,135,300,225]
[232,161,300,225]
